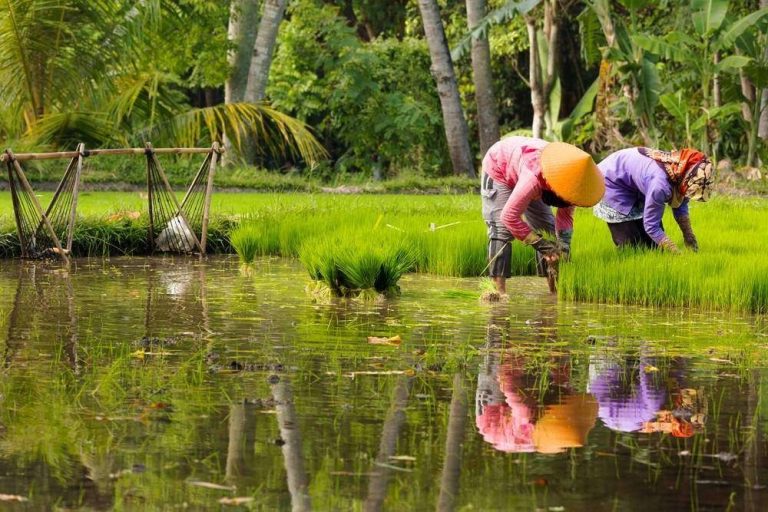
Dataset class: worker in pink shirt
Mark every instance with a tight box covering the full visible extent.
[481,136,604,296]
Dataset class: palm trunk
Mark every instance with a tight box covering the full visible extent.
[224,0,261,162]
[417,0,475,177]
[527,19,545,139]
[244,0,288,102]
[241,0,288,164]
[466,0,500,155]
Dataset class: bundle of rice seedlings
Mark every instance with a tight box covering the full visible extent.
[229,224,263,265]
[299,231,416,299]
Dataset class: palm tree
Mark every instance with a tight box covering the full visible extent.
[417,0,475,177]
[0,0,324,164]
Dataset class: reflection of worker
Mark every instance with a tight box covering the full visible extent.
[481,137,604,297]
[475,354,598,454]
[642,385,707,438]
[593,147,713,251]
[587,356,666,433]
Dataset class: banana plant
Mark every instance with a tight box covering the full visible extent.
[633,0,768,159]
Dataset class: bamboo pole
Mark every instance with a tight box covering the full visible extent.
[33,150,78,246]
[6,157,29,257]
[146,145,155,251]
[178,152,211,210]
[0,146,219,162]
[200,142,220,253]
[7,151,70,264]
[149,148,205,255]
[67,143,84,252]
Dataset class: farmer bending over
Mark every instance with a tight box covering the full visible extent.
[593,147,713,252]
[481,137,604,297]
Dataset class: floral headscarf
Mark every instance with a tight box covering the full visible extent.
[638,147,714,207]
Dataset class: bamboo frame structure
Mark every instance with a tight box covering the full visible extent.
[2,144,223,260]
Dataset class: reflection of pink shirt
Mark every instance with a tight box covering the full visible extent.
[476,401,535,453]
[482,136,574,240]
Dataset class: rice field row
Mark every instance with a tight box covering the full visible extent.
[1,192,766,312]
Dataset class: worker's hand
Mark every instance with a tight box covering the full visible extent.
[528,236,561,259]
[683,236,699,252]
[557,230,572,262]
[675,215,698,252]
[658,238,680,254]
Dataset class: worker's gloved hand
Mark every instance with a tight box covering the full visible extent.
[658,237,680,254]
[557,229,572,261]
[675,215,699,252]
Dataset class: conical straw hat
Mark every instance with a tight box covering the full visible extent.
[533,394,598,454]
[540,142,604,207]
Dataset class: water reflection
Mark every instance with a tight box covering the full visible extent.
[588,355,707,437]
[476,309,598,454]
[0,258,766,510]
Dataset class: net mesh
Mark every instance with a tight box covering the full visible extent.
[6,148,82,260]
[146,149,207,254]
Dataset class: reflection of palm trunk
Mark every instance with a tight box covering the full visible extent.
[272,379,312,512]
[64,276,79,373]
[437,374,467,512]
[364,376,413,512]
[744,372,761,512]
[225,402,255,483]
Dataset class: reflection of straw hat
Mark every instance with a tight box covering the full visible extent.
[533,394,598,454]
[540,142,604,207]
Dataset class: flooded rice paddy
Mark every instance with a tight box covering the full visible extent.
[0,257,767,511]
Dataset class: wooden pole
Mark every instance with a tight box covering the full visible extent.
[146,144,155,252]
[0,147,218,162]
[149,149,205,255]
[66,143,84,252]
[6,155,28,257]
[200,142,220,253]
[7,151,70,264]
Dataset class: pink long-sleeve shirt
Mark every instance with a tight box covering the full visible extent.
[482,136,574,241]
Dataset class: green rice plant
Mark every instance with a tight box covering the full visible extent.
[229,224,262,264]
[559,197,768,313]
[299,229,417,298]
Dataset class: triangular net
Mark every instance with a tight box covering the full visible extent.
[5,146,83,260]
[146,145,217,254]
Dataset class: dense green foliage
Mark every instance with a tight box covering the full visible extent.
[2,0,765,180]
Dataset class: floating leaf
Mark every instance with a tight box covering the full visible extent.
[367,335,402,346]
[0,494,28,502]
[219,497,255,506]
[186,481,236,491]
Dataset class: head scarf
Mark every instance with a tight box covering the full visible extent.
[638,147,714,207]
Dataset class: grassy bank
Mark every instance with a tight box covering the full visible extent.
[1,191,766,312]
[1,157,479,194]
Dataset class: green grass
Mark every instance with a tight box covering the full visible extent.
[1,191,767,312]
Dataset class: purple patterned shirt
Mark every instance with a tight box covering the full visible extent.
[596,148,689,244]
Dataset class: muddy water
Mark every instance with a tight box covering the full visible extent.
[0,257,767,511]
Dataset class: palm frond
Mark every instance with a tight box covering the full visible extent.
[134,102,327,165]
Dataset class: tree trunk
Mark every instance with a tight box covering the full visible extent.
[417,0,475,177]
[241,0,288,164]
[244,0,288,102]
[466,0,500,155]
[527,19,545,139]
[760,0,768,141]
[436,374,468,512]
[712,53,721,108]
[224,0,261,162]
[527,1,559,140]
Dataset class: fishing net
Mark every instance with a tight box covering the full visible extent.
[146,145,217,254]
[5,145,83,261]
